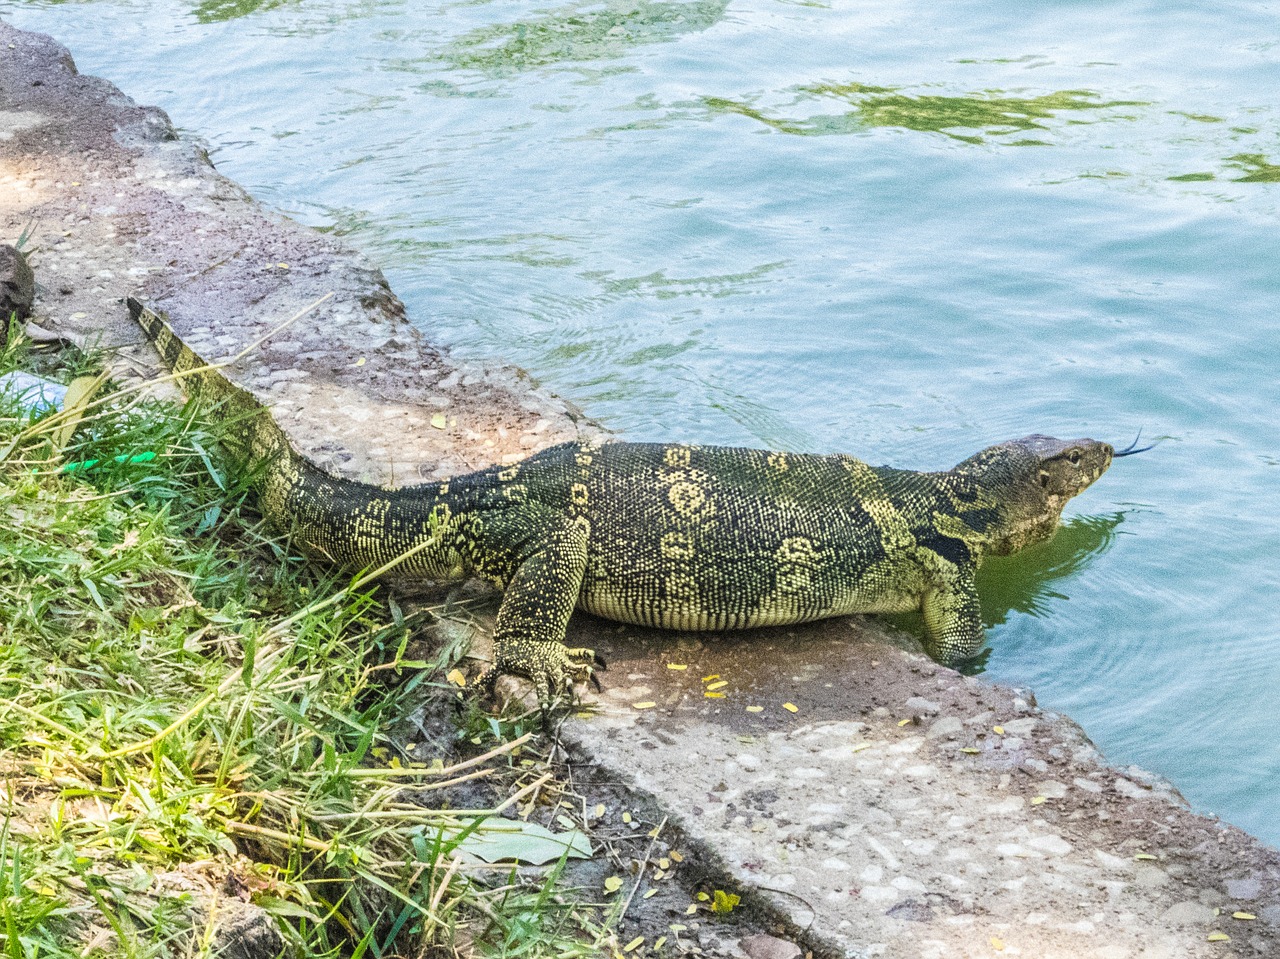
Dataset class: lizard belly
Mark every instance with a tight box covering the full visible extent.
[577,549,927,630]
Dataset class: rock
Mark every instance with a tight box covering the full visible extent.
[1161,900,1216,925]
[1114,778,1151,800]
[0,243,35,343]
[1034,780,1069,799]
[211,899,287,959]
[1226,876,1263,900]
[1133,864,1170,888]
[740,932,802,959]
[925,717,964,740]
[904,696,940,715]
[1027,834,1073,857]
[1001,717,1038,735]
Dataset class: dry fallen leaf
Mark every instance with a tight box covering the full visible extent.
[1233,912,1256,921]
[990,936,1005,951]
[705,680,728,691]
[604,876,623,894]
[430,413,447,429]
[711,890,741,914]
[667,663,688,670]
[746,705,764,713]
[783,702,798,713]
[1207,932,1231,942]
[632,701,656,710]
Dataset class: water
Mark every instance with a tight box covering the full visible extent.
[4,0,1278,842]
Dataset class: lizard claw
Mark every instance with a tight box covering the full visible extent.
[479,642,606,713]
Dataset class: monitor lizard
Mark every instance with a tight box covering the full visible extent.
[129,298,1144,704]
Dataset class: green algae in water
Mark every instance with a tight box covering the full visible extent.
[706,84,1148,143]
[441,0,729,75]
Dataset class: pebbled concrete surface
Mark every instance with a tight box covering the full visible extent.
[4,17,1280,958]
[0,19,599,486]
[556,618,1280,958]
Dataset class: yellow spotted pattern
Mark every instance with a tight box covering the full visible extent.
[133,300,1114,697]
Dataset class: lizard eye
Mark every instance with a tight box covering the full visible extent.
[1039,471,1051,488]
[1067,450,1081,466]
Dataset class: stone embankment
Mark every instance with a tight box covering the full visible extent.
[3,19,1278,958]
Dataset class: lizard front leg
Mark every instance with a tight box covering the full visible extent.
[474,514,597,706]
[921,566,984,667]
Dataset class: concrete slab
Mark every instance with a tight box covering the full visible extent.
[558,617,1280,957]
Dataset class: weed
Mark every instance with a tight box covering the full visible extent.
[0,327,598,957]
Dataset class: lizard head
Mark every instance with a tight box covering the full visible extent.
[950,434,1117,556]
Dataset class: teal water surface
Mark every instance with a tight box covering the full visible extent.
[3,0,1278,843]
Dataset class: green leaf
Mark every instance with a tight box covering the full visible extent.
[448,820,593,865]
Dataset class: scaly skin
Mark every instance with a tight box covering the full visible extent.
[131,299,1115,702]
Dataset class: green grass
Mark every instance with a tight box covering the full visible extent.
[0,324,604,958]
